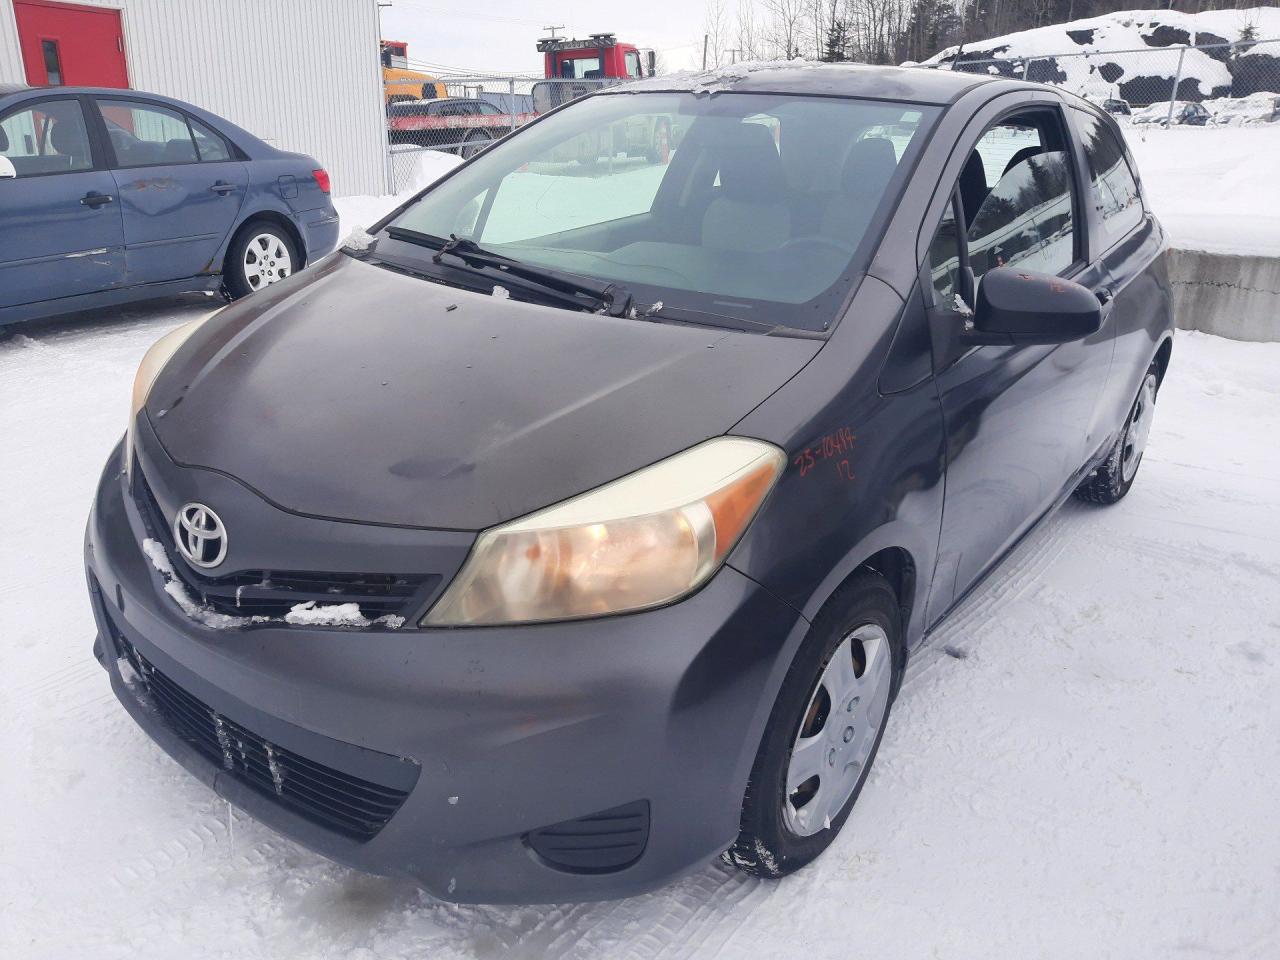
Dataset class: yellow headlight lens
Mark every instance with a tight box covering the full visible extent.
[125,312,216,477]
[424,437,785,626]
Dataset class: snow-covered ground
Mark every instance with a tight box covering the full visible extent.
[1125,125,1280,256]
[2,296,1278,960]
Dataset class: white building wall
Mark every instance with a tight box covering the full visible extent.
[0,0,388,195]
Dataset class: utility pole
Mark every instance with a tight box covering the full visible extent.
[542,24,564,40]
[726,47,744,64]
[702,33,709,70]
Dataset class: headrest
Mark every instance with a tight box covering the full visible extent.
[1003,145,1042,176]
[841,137,897,193]
[49,120,87,159]
[715,122,785,200]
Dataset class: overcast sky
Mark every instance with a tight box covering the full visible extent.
[379,0,709,77]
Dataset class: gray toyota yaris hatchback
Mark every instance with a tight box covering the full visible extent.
[86,63,1173,903]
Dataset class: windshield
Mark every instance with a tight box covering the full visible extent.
[387,92,939,332]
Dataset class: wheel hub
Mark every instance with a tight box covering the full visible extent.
[1121,373,1158,483]
[783,624,892,837]
[243,234,292,291]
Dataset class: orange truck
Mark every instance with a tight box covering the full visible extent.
[381,40,446,106]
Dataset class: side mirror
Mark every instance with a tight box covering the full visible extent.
[969,267,1102,345]
[0,156,16,179]
[647,50,657,77]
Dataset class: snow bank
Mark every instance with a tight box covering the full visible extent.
[1125,124,1280,256]
[922,7,1280,104]
[333,149,462,235]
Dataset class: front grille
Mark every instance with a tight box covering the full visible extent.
[526,800,650,874]
[133,469,435,622]
[116,635,415,841]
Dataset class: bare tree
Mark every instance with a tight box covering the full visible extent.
[701,0,731,68]
[763,0,809,58]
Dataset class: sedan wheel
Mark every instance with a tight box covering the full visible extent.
[1121,372,1158,483]
[243,233,293,291]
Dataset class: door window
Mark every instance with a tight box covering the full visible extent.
[0,98,93,175]
[967,149,1075,283]
[626,51,643,78]
[189,116,232,162]
[99,100,201,167]
[927,193,963,307]
[929,110,1078,309]
[1073,111,1143,246]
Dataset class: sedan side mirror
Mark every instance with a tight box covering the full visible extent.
[967,267,1102,346]
[0,156,16,179]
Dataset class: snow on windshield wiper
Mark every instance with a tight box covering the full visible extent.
[385,228,636,318]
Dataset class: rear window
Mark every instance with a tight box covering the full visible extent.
[389,92,939,332]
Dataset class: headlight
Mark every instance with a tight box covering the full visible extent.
[126,312,217,476]
[424,437,785,626]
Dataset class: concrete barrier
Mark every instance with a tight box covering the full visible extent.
[1166,248,1280,342]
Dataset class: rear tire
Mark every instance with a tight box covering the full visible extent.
[724,572,902,879]
[1074,360,1160,505]
[458,131,486,159]
[223,221,298,300]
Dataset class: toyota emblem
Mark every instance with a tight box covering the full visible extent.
[174,503,228,568]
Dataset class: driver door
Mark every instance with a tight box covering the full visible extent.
[925,106,1114,621]
[0,95,125,310]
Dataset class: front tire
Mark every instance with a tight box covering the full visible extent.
[458,131,486,159]
[1074,360,1160,505]
[724,572,902,879]
[223,221,298,300]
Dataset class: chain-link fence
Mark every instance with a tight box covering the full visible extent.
[922,38,1280,127]
[380,40,1280,194]
[384,75,633,193]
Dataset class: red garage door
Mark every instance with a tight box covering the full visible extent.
[15,0,130,88]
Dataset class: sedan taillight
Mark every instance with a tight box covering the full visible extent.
[313,169,331,194]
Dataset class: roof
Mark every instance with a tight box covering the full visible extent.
[611,60,1013,105]
[0,82,31,96]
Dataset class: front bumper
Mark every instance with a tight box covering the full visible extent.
[85,440,808,903]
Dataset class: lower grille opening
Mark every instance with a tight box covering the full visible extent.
[526,800,650,874]
[114,633,415,842]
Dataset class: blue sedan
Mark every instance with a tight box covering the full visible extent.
[0,84,339,326]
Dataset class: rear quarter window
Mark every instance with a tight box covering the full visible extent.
[1072,110,1144,246]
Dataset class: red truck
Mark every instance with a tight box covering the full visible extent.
[531,32,672,165]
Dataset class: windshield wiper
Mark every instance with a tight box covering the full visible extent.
[385,228,636,318]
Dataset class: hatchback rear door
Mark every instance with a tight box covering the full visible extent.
[0,94,124,309]
[92,96,248,285]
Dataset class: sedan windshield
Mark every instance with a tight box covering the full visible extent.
[387,91,939,332]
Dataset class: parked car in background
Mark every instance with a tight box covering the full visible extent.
[88,65,1173,903]
[1132,100,1212,126]
[1102,97,1131,116]
[0,84,338,327]
[387,98,532,157]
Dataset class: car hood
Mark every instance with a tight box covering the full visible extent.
[148,254,820,530]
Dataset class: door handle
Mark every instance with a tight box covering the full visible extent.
[210,181,237,194]
[80,192,114,208]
